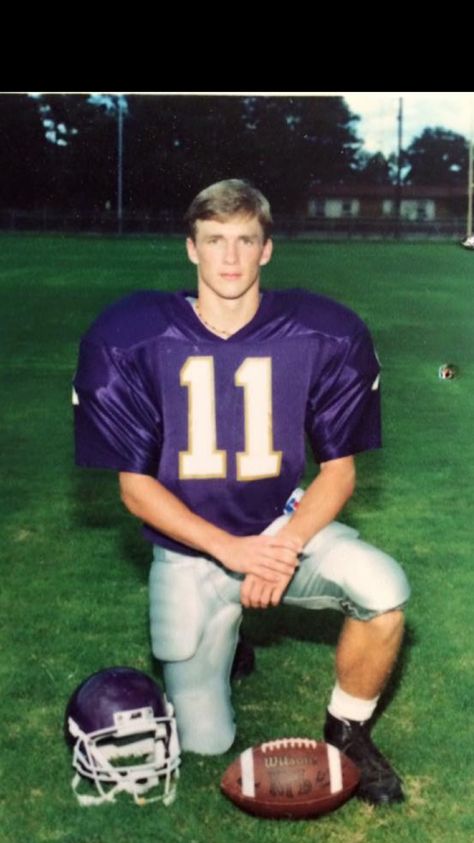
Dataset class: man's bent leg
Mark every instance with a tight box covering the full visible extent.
[282,522,410,619]
[149,549,242,755]
[162,600,242,754]
[325,609,406,804]
[281,521,410,804]
[336,610,405,700]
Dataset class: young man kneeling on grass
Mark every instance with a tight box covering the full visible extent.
[74,179,410,805]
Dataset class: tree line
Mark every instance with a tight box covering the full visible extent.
[0,94,469,218]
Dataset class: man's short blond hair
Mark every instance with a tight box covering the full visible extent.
[184,179,272,241]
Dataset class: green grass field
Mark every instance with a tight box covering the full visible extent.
[1,234,473,843]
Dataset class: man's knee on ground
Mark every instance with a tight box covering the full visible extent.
[164,674,236,755]
[158,601,242,756]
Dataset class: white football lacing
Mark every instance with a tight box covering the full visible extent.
[261,738,318,752]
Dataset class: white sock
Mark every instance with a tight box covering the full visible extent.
[328,682,379,724]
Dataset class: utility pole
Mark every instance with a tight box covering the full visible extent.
[395,97,403,238]
[117,95,124,236]
[467,101,473,239]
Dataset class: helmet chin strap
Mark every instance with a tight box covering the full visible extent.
[71,769,179,807]
[72,772,121,807]
[69,718,179,807]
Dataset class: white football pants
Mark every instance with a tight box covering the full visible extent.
[149,516,410,755]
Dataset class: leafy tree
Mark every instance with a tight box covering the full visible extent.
[353,151,393,185]
[0,94,363,219]
[124,95,252,217]
[404,127,468,185]
[243,96,362,211]
[122,95,363,217]
[0,94,49,208]
[0,94,120,214]
[38,94,118,213]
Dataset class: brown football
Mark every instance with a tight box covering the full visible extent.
[220,737,360,819]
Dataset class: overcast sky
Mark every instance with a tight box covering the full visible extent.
[343,92,474,155]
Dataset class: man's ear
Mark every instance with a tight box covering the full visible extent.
[186,237,199,265]
[259,238,273,266]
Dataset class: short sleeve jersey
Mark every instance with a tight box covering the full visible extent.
[74,289,381,553]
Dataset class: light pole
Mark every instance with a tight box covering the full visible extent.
[467,105,473,239]
[117,95,124,236]
[395,97,403,238]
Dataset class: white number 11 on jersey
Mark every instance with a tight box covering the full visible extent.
[179,356,282,481]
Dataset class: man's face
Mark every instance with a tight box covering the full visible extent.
[186,215,273,302]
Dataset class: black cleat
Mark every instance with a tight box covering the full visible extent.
[230,635,255,681]
[324,711,404,805]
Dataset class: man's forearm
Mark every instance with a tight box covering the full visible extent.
[279,455,356,547]
[119,472,301,581]
[240,455,356,609]
[119,472,228,556]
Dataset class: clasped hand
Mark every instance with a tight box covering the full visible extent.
[218,532,303,609]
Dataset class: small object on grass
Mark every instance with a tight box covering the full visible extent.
[460,235,474,250]
[438,364,458,380]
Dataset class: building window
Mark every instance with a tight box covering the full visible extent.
[416,203,427,221]
[307,199,325,218]
[324,199,360,219]
[401,199,435,221]
[342,201,353,217]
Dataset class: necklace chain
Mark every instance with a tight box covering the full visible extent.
[194,302,233,337]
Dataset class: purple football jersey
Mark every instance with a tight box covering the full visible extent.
[74,290,381,553]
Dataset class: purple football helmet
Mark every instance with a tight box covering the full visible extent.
[65,667,180,806]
